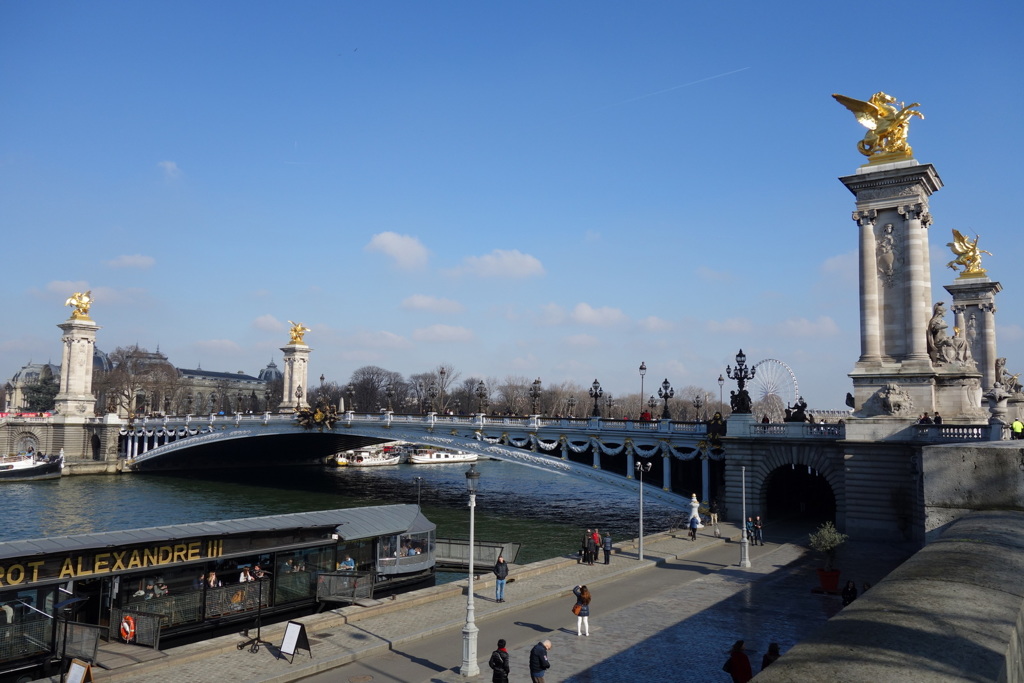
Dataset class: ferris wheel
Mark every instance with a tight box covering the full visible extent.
[749,359,800,410]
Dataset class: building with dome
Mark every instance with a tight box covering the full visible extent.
[3,349,112,414]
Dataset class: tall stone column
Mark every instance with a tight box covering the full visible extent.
[55,317,100,419]
[898,202,932,364]
[855,209,881,364]
[278,344,311,412]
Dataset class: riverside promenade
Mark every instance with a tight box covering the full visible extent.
[42,523,913,682]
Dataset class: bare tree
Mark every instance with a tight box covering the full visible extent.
[94,345,181,418]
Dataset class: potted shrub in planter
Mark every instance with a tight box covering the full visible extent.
[809,521,847,593]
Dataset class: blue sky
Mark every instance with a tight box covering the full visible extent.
[2,1,1022,410]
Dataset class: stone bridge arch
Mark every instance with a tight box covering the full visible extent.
[747,442,845,528]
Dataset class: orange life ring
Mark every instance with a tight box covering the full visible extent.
[120,614,136,642]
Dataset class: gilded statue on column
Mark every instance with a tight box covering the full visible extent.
[833,92,923,160]
[64,291,93,320]
[946,229,991,278]
[287,321,311,344]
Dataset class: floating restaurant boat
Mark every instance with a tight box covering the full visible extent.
[336,449,402,467]
[408,448,478,464]
[0,504,435,680]
[0,452,63,482]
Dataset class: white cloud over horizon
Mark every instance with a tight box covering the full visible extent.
[365,232,429,269]
[252,314,285,332]
[411,324,475,343]
[401,294,464,314]
[447,249,544,278]
[571,303,628,326]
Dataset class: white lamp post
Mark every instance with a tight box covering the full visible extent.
[636,460,651,561]
[460,464,481,676]
[739,465,751,567]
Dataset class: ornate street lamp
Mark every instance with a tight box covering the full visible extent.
[566,395,578,418]
[636,460,652,561]
[639,361,647,417]
[263,389,271,413]
[475,380,489,414]
[459,464,481,676]
[439,368,447,414]
[294,385,303,409]
[647,395,657,413]
[658,379,674,420]
[725,349,756,414]
[414,476,424,507]
[345,384,355,412]
[210,392,218,414]
[605,394,614,418]
[692,394,705,421]
[384,383,395,411]
[427,381,439,413]
[589,379,603,417]
[718,374,725,411]
[528,378,542,415]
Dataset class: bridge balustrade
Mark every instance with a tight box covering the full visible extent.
[913,423,994,442]
[749,422,845,438]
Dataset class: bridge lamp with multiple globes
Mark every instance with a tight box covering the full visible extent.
[647,395,657,414]
[639,361,647,417]
[427,381,439,414]
[460,464,481,677]
[566,395,578,418]
[529,378,542,415]
[475,380,489,414]
[658,379,674,420]
[589,379,603,417]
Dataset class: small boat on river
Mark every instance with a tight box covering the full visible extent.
[408,448,477,465]
[331,446,403,467]
[0,452,63,481]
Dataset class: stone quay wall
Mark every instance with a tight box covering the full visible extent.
[754,511,1024,682]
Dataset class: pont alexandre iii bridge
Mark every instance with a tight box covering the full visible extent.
[0,404,997,546]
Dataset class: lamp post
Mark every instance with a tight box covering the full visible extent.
[647,395,657,414]
[740,465,751,567]
[475,380,489,414]
[636,461,652,561]
[589,379,603,417]
[725,349,756,414]
[345,384,355,412]
[639,361,647,417]
[566,395,578,418]
[460,464,481,677]
[427,381,439,413]
[414,476,424,507]
[263,389,270,413]
[658,379,674,420]
[692,394,705,421]
[718,374,725,412]
[605,394,614,418]
[529,378,542,415]
[385,383,395,412]
[439,367,447,414]
[294,385,303,409]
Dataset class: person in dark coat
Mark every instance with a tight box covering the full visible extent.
[493,555,508,602]
[602,531,612,564]
[585,534,597,566]
[488,638,510,683]
[572,584,591,636]
[761,642,781,671]
[529,639,551,682]
[725,639,753,683]
[842,580,858,606]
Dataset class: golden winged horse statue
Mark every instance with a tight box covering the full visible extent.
[833,92,924,159]
[946,229,991,277]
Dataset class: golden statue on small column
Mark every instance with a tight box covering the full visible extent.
[287,321,311,344]
[833,92,924,161]
[64,291,93,320]
[946,229,991,278]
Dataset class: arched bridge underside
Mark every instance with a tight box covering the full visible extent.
[123,413,720,510]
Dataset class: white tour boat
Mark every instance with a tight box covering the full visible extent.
[408,449,478,465]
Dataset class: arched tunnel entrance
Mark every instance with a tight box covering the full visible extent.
[764,463,836,522]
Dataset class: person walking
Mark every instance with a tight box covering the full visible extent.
[688,514,699,541]
[723,639,753,683]
[1013,417,1024,440]
[602,531,612,564]
[753,516,764,546]
[572,584,591,636]
[709,499,720,526]
[529,639,551,683]
[761,642,781,671]
[493,555,508,602]
[488,638,510,683]
[745,517,755,544]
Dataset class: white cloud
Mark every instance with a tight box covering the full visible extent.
[639,316,673,332]
[252,315,285,332]
[706,318,754,334]
[773,316,840,337]
[105,254,155,269]
[571,303,628,326]
[449,249,544,278]
[412,324,475,343]
[565,334,599,347]
[349,330,412,349]
[157,160,181,180]
[365,232,429,269]
[401,294,464,314]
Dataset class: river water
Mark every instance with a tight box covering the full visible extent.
[5,460,684,566]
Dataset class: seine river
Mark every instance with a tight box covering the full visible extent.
[5,460,683,566]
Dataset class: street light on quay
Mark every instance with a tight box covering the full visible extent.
[636,460,652,561]
[725,349,756,414]
[427,381,439,413]
[692,394,705,422]
[589,379,603,417]
[639,361,647,417]
[439,367,447,414]
[414,476,424,507]
[647,395,657,415]
[528,378,542,415]
[604,394,614,418]
[566,395,578,418]
[718,374,725,412]
[345,384,354,412]
[658,379,674,420]
[460,464,481,677]
[475,380,489,414]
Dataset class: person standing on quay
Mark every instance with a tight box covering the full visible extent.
[724,639,753,683]
[753,516,765,546]
[573,584,591,636]
[761,642,781,671]
[688,514,699,541]
[488,638,510,683]
[529,639,551,683]
[586,532,598,566]
[493,555,508,603]
[580,529,591,564]
[602,531,612,564]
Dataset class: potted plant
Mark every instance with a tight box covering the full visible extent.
[808,521,847,593]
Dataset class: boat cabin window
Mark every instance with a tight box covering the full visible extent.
[274,546,333,605]
[335,539,372,571]
[0,588,57,665]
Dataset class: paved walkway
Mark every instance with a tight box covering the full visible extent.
[39,524,914,682]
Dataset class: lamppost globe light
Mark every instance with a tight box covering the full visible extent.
[460,463,481,676]
[589,379,603,417]
[639,362,647,417]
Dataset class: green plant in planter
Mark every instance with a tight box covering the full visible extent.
[808,521,848,572]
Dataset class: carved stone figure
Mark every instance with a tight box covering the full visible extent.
[879,383,914,416]
[287,321,311,345]
[730,388,752,414]
[944,327,973,366]
[984,383,1010,423]
[927,302,949,364]
[833,92,924,158]
[996,358,1023,394]
[876,223,896,281]
[64,291,93,320]
[946,229,991,277]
